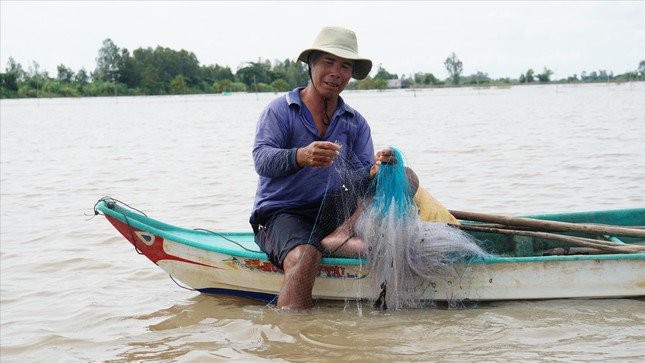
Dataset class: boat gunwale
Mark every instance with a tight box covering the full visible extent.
[96,200,645,266]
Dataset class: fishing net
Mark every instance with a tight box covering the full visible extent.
[276,146,490,310]
[354,147,490,309]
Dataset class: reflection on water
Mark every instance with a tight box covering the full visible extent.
[1,83,644,361]
[104,296,645,362]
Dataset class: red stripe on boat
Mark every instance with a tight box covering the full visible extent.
[105,215,222,269]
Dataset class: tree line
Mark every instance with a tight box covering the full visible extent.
[1,39,644,99]
[441,52,645,86]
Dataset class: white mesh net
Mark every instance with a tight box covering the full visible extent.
[275,146,490,310]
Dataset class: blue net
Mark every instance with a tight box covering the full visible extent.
[368,147,416,220]
[283,144,491,309]
[352,146,491,309]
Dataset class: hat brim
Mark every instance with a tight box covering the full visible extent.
[298,48,372,80]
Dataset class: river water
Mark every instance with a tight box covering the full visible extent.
[1,83,644,361]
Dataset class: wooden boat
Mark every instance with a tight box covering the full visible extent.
[95,198,645,303]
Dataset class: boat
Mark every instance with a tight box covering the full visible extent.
[94,197,645,303]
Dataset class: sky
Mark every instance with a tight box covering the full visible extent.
[1,1,644,80]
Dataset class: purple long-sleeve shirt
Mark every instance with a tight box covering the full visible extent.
[251,88,374,221]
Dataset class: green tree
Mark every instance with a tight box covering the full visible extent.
[271,58,308,89]
[116,48,139,88]
[139,65,161,94]
[0,72,18,95]
[589,71,598,81]
[24,61,48,96]
[129,47,157,91]
[158,47,200,87]
[464,71,490,85]
[354,76,375,90]
[525,69,535,83]
[228,81,247,92]
[639,60,645,78]
[255,83,273,92]
[414,72,440,85]
[373,78,387,90]
[95,38,121,82]
[598,69,608,81]
[284,59,308,88]
[123,45,201,94]
[198,64,232,93]
[75,68,89,85]
[5,57,25,82]
[56,64,74,83]
[536,67,553,82]
[213,79,232,93]
[271,79,289,92]
[444,52,463,85]
[374,65,397,80]
[1,57,24,96]
[170,75,188,94]
[236,60,273,91]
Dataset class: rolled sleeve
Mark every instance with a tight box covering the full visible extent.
[253,106,302,178]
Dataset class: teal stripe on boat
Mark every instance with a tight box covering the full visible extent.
[480,252,645,264]
[525,207,645,226]
[98,201,265,259]
[97,201,645,266]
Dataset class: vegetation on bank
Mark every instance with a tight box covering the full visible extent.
[1,38,644,99]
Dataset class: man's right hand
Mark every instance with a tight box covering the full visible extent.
[296,141,341,168]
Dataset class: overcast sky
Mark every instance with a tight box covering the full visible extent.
[1,1,644,80]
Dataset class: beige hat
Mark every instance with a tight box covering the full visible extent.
[297,26,373,80]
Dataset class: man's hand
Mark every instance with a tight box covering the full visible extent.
[369,148,396,178]
[296,141,341,168]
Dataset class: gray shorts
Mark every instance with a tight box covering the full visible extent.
[252,211,325,269]
[251,192,365,269]
[251,176,373,269]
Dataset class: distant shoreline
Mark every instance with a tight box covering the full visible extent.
[3,80,643,100]
[3,39,642,99]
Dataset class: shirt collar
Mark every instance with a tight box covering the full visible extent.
[286,87,356,117]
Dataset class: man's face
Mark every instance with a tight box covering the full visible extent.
[310,53,354,98]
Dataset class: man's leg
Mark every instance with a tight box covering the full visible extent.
[321,204,366,257]
[252,211,324,310]
[277,244,322,309]
[321,167,420,257]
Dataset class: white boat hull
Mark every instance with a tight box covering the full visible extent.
[158,237,645,302]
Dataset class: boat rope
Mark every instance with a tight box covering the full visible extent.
[92,196,148,217]
[193,228,262,253]
[123,213,144,255]
[93,196,147,255]
[168,274,196,291]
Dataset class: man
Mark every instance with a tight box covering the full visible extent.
[250,26,394,309]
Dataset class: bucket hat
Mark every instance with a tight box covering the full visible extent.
[297,26,372,80]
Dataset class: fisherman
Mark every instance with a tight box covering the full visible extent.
[249,26,395,309]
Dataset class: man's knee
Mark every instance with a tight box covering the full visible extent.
[320,235,333,251]
[282,244,322,270]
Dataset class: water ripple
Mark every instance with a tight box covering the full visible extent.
[1,85,644,361]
